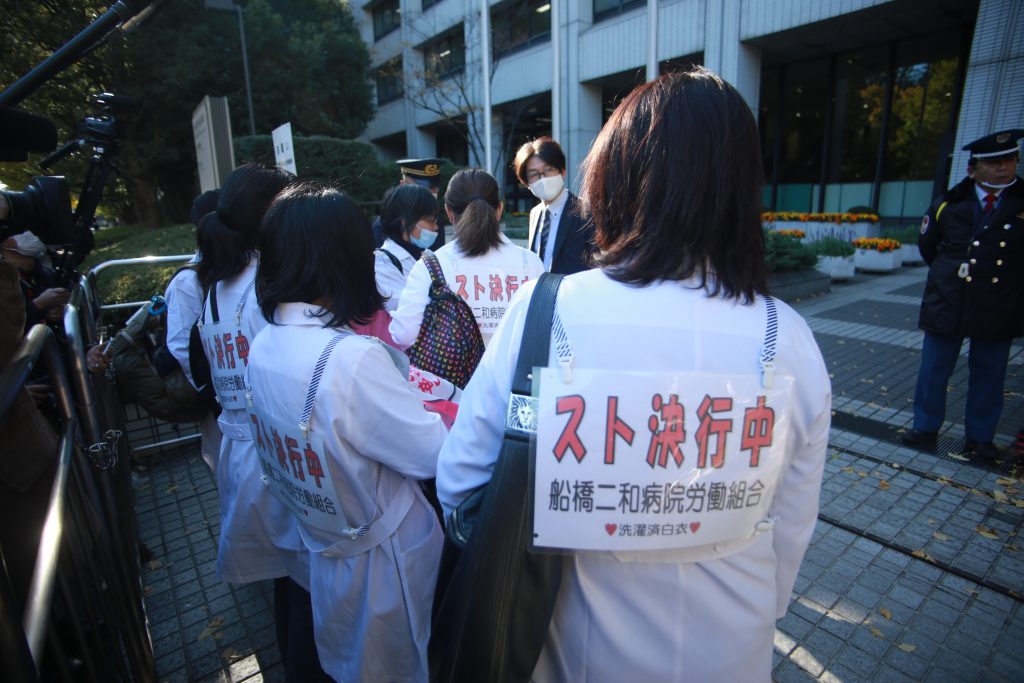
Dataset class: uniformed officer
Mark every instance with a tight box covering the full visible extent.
[371,158,447,252]
[902,129,1024,459]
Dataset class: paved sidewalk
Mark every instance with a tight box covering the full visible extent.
[134,265,1024,682]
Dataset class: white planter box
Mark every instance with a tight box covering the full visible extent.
[816,255,856,281]
[901,244,924,265]
[855,248,902,272]
[767,220,881,243]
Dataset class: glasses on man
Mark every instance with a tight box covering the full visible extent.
[525,166,561,183]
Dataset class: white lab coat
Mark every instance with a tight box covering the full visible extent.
[389,235,544,348]
[437,269,831,682]
[204,259,308,589]
[247,302,448,682]
[164,263,221,473]
[375,238,417,312]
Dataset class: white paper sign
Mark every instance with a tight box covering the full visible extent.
[198,318,251,408]
[272,122,297,175]
[248,405,348,534]
[532,369,795,552]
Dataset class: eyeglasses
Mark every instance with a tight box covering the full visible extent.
[525,166,561,183]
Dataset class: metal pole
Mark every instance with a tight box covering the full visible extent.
[551,0,560,142]
[646,0,658,80]
[236,4,257,136]
[481,0,493,174]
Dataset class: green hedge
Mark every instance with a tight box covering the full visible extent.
[764,230,817,273]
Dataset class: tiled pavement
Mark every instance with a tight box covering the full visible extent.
[134,264,1024,682]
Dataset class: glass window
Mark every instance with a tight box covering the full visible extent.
[492,0,551,58]
[376,57,404,105]
[422,0,441,10]
[372,0,400,41]
[593,0,644,23]
[774,58,829,212]
[425,30,465,80]
[829,46,889,184]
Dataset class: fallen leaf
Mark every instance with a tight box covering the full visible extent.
[927,518,939,526]
[220,647,243,663]
[1014,499,1024,508]
[878,607,892,620]
[145,559,163,572]
[841,467,855,474]
[976,525,1000,540]
[868,625,886,639]
[197,616,225,641]
[994,490,1009,503]
[897,643,917,653]
[1007,544,1020,552]
[947,452,970,462]
[879,480,891,490]
[911,549,935,562]
[858,471,867,478]
[936,477,951,486]
[996,477,1018,486]
[166,484,178,493]
[933,531,950,542]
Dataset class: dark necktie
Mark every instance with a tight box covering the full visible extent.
[536,209,551,258]
[983,193,997,213]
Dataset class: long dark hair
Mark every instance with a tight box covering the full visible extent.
[196,164,293,290]
[580,67,767,302]
[444,168,501,257]
[257,184,384,328]
[380,184,438,243]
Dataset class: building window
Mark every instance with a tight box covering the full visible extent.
[424,30,465,80]
[491,0,551,58]
[593,0,644,23]
[422,0,441,10]
[372,0,400,41]
[376,58,404,105]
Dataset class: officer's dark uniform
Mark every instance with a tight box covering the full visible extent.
[372,158,447,254]
[904,130,1024,458]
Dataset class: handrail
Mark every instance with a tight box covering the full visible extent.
[87,253,194,277]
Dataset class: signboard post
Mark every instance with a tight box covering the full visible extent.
[192,96,235,192]
[272,122,297,175]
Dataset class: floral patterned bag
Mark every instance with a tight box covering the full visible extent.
[407,251,485,389]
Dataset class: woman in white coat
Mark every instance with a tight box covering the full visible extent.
[389,169,543,349]
[374,183,439,312]
[436,68,831,681]
[195,165,328,681]
[248,185,448,682]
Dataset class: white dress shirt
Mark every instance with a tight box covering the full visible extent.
[531,187,570,271]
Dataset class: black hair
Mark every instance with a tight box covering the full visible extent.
[196,164,293,290]
[380,184,438,243]
[513,137,567,185]
[190,190,220,226]
[257,184,384,328]
[444,169,502,257]
[579,67,767,302]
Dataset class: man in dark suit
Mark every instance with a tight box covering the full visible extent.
[513,137,593,275]
[901,129,1024,460]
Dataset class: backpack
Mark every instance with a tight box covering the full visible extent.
[406,251,485,389]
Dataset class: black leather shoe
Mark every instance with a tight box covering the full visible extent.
[901,429,938,450]
[965,440,1000,460]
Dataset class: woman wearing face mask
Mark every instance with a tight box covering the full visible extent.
[374,184,440,312]
[513,136,595,275]
[389,168,544,350]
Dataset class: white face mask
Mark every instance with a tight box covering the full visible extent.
[979,177,1017,190]
[528,174,564,203]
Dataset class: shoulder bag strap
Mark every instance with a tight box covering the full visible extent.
[511,273,564,396]
[207,281,220,324]
[422,250,452,300]
[380,248,403,274]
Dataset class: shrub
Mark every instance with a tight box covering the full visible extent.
[814,236,856,257]
[764,230,817,273]
[885,226,921,246]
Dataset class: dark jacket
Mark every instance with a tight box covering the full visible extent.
[528,192,594,275]
[918,175,1024,340]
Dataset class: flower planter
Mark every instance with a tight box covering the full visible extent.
[901,244,924,265]
[854,248,902,272]
[816,255,856,281]
[767,220,880,243]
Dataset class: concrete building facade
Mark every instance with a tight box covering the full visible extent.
[354,0,1023,221]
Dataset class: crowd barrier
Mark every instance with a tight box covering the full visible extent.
[0,261,167,681]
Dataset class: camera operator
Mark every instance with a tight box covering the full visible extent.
[1,231,69,330]
[0,191,59,616]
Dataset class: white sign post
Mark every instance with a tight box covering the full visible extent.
[272,122,297,175]
[192,95,235,192]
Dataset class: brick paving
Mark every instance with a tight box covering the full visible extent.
[132,263,1024,682]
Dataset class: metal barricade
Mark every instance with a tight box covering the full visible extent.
[0,319,157,681]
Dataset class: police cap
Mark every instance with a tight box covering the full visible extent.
[962,129,1024,160]
[397,158,443,188]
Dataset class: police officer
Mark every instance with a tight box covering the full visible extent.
[372,158,447,253]
[902,129,1024,459]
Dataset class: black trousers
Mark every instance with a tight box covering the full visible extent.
[273,577,334,682]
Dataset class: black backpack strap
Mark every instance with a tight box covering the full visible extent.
[380,248,403,274]
[208,281,220,324]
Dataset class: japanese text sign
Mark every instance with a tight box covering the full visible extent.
[532,369,795,551]
[247,405,348,535]
[199,319,251,407]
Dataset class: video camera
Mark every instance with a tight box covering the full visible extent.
[0,1,169,280]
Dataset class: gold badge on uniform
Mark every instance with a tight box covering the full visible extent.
[920,215,929,234]
[425,164,440,175]
[997,132,1011,143]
